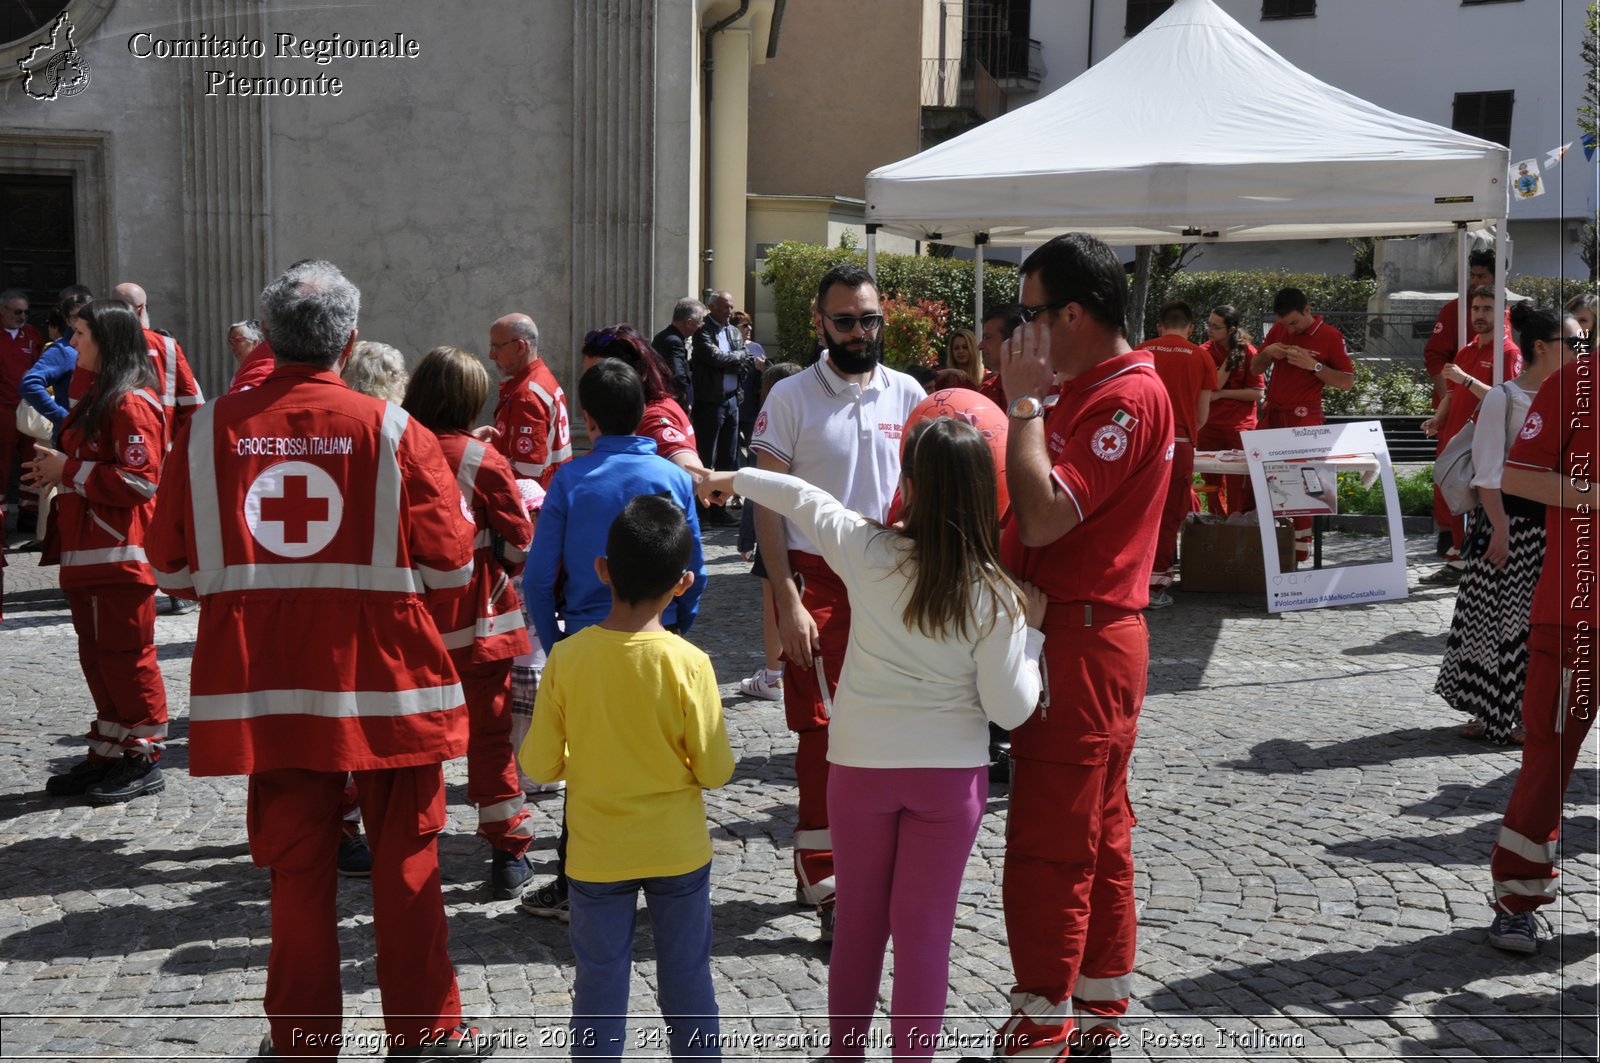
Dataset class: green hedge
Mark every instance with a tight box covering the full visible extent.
[1338,465,1434,516]
[1160,271,1377,349]
[1324,362,1434,416]
[758,242,1019,362]
[1508,275,1596,310]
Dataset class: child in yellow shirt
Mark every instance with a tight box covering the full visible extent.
[522,493,734,1060]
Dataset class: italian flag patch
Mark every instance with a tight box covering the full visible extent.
[1112,409,1139,430]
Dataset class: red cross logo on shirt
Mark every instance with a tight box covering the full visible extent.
[260,474,329,544]
[245,461,344,558]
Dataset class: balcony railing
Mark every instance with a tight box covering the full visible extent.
[962,33,1044,90]
[920,57,960,109]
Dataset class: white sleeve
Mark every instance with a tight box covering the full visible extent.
[734,466,871,578]
[749,380,800,468]
[975,604,1045,730]
[1470,386,1510,490]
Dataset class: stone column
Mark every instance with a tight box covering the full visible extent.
[571,0,659,343]
[707,25,750,301]
[177,0,272,398]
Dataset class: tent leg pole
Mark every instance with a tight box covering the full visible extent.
[974,232,988,334]
[1456,224,1468,366]
[1493,219,1507,386]
[866,224,878,277]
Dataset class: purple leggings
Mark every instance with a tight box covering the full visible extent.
[827,764,987,1062]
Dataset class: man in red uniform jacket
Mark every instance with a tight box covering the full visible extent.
[1422,250,1496,407]
[487,313,571,490]
[1137,300,1213,607]
[1489,336,1596,955]
[1420,287,1522,584]
[112,282,205,445]
[0,288,46,527]
[147,261,496,1061]
[997,233,1175,1060]
[1250,288,1356,563]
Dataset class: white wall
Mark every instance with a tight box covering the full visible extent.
[1033,0,1597,278]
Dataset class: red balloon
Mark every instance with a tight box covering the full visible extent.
[902,388,1010,519]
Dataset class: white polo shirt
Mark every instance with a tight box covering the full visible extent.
[750,354,925,557]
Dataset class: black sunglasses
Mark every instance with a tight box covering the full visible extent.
[1555,335,1591,352]
[823,312,884,334]
[1018,300,1072,324]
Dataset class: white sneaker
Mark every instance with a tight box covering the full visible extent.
[740,670,783,701]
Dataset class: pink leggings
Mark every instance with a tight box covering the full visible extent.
[827,764,986,1062]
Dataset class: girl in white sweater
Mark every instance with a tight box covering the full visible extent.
[700,417,1045,1062]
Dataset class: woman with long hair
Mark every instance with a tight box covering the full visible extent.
[1435,305,1584,745]
[944,327,981,378]
[403,346,538,896]
[699,418,1045,1062]
[581,324,705,476]
[1195,304,1263,515]
[26,298,169,803]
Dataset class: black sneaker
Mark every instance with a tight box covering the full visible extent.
[86,756,164,804]
[519,879,570,921]
[388,1021,497,1059]
[489,850,533,900]
[164,595,198,615]
[45,758,113,797]
[338,834,373,877]
[1487,908,1539,954]
[1420,565,1465,586]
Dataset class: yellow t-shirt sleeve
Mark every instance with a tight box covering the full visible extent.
[685,654,734,789]
[520,654,566,783]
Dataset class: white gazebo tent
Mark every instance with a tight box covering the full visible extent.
[864,0,1513,377]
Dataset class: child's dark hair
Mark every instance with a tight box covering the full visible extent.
[606,494,692,605]
[760,361,803,404]
[579,359,645,436]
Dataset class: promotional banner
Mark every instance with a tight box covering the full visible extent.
[1241,421,1407,613]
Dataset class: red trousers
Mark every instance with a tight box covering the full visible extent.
[459,657,532,856]
[1252,404,1323,562]
[1195,423,1251,516]
[0,415,38,513]
[1490,625,1598,913]
[248,765,462,1057]
[1004,605,1147,1027]
[783,551,849,902]
[1151,440,1195,587]
[65,584,167,761]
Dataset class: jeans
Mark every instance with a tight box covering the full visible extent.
[568,861,720,1060]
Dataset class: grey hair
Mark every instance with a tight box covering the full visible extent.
[672,297,706,323]
[258,260,360,367]
[341,341,409,402]
[0,289,26,304]
[229,320,264,345]
[507,316,539,349]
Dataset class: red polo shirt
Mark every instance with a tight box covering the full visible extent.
[0,323,45,407]
[1439,337,1523,445]
[1202,339,1263,432]
[1139,334,1213,443]
[1001,350,1174,611]
[1261,316,1353,414]
[1505,357,1600,634]
[638,397,697,462]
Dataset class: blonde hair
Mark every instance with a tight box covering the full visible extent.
[342,341,408,402]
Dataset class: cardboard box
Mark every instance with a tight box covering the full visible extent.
[1180,519,1296,593]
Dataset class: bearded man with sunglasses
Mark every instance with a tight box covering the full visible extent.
[748,263,925,942]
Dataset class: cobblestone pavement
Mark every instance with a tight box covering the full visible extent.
[1,519,1595,1061]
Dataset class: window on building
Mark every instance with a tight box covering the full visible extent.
[2,0,70,45]
[1262,0,1315,18]
[1125,0,1174,37]
[1452,91,1514,146]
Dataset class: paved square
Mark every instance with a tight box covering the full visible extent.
[1,525,1594,1059]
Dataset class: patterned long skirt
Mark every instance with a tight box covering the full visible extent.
[1434,510,1544,744]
